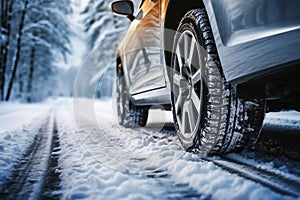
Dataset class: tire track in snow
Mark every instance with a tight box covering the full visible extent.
[108,125,300,199]
[142,127,300,199]
[144,170,206,199]
[0,110,61,200]
[42,119,62,199]
[89,109,297,198]
[76,122,207,199]
[203,155,300,198]
[146,123,300,198]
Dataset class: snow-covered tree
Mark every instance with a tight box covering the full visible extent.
[0,0,16,101]
[82,0,128,50]
[18,0,72,102]
[0,0,72,102]
[82,0,130,99]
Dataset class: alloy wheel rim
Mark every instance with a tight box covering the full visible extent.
[173,30,205,139]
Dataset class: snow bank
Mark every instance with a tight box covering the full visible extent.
[0,101,53,133]
[264,111,300,130]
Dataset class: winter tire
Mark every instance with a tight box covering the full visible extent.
[171,9,265,156]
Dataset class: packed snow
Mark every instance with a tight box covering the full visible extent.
[264,111,300,130]
[0,100,55,186]
[1,98,299,199]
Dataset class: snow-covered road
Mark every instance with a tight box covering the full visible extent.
[0,98,300,199]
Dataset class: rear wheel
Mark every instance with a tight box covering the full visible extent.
[171,9,265,156]
[116,67,149,127]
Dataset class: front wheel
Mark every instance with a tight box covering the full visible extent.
[171,9,265,156]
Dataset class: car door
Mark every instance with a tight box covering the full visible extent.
[122,0,166,95]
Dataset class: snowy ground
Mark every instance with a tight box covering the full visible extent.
[0,98,300,199]
[0,100,56,185]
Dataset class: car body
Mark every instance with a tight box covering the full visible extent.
[115,0,300,110]
[111,0,300,155]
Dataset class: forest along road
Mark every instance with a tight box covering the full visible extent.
[0,98,300,199]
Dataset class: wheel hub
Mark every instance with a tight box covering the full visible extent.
[182,64,193,100]
[186,79,193,100]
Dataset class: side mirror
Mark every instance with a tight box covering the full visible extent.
[110,0,135,21]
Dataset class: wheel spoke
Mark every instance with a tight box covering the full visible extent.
[187,101,197,132]
[182,102,189,133]
[192,69,201,84]
[188,38,196,66]
[191,90,201,113]
[184,34,190,60]
[176,45,184,69]
[173,73,181,87]
[175,92,183,114]
[174,73,189,91]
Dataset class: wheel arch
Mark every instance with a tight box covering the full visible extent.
[116,52,130,89]
[116,53,123,75]
[163,0,205,78]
